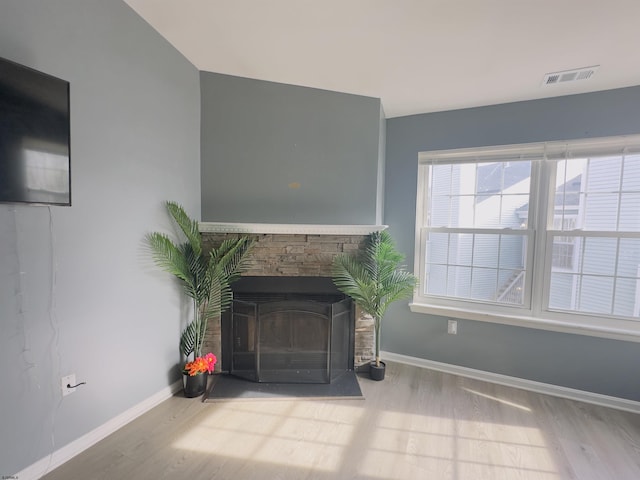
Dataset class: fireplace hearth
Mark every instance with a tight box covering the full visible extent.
[221,277,354,384]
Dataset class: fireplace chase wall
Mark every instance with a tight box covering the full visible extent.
[200,224,386,375]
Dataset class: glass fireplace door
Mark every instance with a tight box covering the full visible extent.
[230,300,258,382]
[257,301,331,383]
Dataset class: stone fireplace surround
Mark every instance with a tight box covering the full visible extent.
[199,222,387,374]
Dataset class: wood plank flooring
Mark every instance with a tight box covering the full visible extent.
[42,362,640,479]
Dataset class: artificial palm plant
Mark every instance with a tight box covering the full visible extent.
[148,201,253,362]
[332,231,418,376]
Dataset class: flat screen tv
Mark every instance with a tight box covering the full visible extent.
[0,56,71,206]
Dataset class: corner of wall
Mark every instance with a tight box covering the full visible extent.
[376,103,386,225]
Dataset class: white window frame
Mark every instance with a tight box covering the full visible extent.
[411,134,640,342]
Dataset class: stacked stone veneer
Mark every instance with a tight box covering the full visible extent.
[201,232,375,369]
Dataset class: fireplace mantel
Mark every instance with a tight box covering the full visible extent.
[199,222,387,235]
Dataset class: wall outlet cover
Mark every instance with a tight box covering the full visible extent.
[61,374,76,397]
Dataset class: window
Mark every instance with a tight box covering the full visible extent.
[412,135,640,340]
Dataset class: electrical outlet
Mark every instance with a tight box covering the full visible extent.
[61,374,77,397]
[447,319,458,335]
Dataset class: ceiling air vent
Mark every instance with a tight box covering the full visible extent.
[542,65,599,86]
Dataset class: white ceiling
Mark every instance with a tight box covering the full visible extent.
[124,0,640,118]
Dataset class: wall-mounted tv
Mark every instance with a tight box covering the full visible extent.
[0,56,71,206]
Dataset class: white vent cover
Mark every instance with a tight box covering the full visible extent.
[542,65,599,86]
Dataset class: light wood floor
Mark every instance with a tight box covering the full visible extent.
[42,362,640,480]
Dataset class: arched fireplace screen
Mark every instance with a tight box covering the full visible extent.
[222,277,354,384]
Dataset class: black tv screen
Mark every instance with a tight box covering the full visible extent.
[0,57,70,206]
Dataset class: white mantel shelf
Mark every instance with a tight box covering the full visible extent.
[199,222,388,235]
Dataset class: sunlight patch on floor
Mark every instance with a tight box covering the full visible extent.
[375,410,546,447]
[171,401,363,473]
[170,389,565,479]
[462,387,533,412]
[356,409,562,479]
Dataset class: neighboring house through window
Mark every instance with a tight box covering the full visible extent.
[412,135,640,340]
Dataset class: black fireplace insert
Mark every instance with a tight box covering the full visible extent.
[221,277,354,384]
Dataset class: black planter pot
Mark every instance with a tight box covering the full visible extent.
[369,361,386,381]
[182,372,208,398]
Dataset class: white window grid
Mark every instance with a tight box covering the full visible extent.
[413,134,640,341]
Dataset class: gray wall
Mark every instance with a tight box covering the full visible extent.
[200,72,382,225]
[385,86,640,401]
[0,0,200,474]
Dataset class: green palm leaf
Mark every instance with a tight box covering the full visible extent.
[179,316,206,358]
[166,201,202,257]
[147,233,195,294]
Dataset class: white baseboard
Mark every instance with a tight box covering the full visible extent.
[381,350,640,415]
[17,380,182,480]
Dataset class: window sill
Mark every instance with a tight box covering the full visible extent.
[409,302,640,343]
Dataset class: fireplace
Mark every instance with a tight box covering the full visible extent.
[222,277,354,384]
[201,224,386,381]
